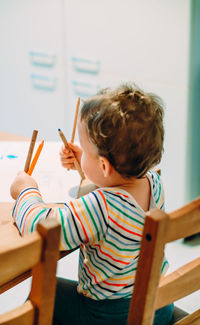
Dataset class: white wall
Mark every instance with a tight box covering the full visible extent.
[0,0,70,141]
[0,0,191,210]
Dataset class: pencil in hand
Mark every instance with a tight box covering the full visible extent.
[27,140,44,176]
[58,128,85,179]
[24,130,38,173]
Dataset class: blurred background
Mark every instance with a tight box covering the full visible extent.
[0,0,200,211]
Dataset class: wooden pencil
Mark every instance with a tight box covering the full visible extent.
[24,130,38,173]
[71,97,80,143]
[58,128,85,179]
[28,140,44,176]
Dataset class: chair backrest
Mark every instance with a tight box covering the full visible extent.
[127,197,200,325]
[0,218,60,325]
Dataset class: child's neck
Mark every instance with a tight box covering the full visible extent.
[99,170,146,190]
[100,172,151,212]
[111,175,147,191]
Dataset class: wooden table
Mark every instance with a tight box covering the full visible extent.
[0,131,97,293]
[0,131,29,141]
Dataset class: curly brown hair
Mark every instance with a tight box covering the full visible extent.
[80,83,164,178]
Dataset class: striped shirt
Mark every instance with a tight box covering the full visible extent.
[12,169,168,300]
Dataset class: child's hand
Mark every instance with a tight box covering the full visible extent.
[10,171,38,200]
[59,143,82,170]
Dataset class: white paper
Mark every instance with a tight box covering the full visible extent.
[0,141,81,203]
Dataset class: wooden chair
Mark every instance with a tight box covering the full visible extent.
[127,197,200,325]
[0,219,61,325]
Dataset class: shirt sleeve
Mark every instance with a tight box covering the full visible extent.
[151,170,165,211]
[12,187,108,251]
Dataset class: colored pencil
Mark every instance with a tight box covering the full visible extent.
[28,140,44,176]
[24,130,38,173]
[58,128,85,179]
[71,97,80,143]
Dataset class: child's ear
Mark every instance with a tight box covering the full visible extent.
[99,156,112,177]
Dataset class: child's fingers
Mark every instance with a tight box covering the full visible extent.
[66,163,76,170]
[60,152,74,160]
[60,157,76,164]
[59,149,74,159]
[61,161,76,170]
[60,156,76,169]
[60,145,70,155]
[59,143,82,170]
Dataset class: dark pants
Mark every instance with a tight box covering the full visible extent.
[53,278,174,325]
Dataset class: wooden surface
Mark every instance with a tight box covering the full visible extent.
[0,301,34,325]
[127,209,169,325]
[0,131,29,141]
[0,203,20,243]
[127,198,200,325]
[0,231,42,287]
[157,257,200,309]
[29,219,61,325]
[166,197,200,241]
[0,203,32,293]
[174,309,200,325]
[24,130,38,172]
[0,219,61,325]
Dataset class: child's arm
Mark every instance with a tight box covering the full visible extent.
[10,171,38,200]
[10,176,107,251]
[59,142,82,170]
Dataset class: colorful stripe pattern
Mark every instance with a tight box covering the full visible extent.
[12,169,168,300]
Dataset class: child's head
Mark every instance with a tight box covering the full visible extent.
[80,83,164,178]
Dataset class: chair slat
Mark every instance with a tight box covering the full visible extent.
[166,198,200,242]
[0,216,60,325]
[0,270,31,295]
[0,301,34,325]
[127,197,200,325]
[0,233,42,286]
[127,209,169,325]
[29,219,61,325]
[156,258,200,309]
[174,309,200,325]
